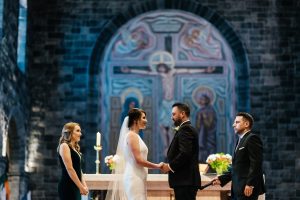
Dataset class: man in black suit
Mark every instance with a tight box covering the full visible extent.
[213,112,265,200]
[161,102,201,200]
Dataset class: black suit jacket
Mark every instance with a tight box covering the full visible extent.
[219,132,265,198]
[167,121,201,188]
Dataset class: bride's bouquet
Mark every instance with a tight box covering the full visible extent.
[104,155,120,170]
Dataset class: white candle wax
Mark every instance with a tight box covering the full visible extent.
[96,132,101,146]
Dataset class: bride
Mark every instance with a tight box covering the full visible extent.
[105,108,163,200]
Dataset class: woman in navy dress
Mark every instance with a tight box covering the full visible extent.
[58,122,88,199]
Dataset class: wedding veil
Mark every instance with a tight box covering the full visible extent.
[105,116,129,200]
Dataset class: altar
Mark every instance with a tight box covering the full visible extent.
[83,174,231,200]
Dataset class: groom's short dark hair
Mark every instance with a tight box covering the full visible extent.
[236,112,254,129]
[172,102,190,117]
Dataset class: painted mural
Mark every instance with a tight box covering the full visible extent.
[101,10,236,165]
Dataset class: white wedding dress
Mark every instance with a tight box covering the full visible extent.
[123,134,148,200]
[105,117,148,200]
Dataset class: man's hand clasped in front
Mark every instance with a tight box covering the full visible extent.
[244,185,254,197]
[212,177,254,197]
[212,177,221,185]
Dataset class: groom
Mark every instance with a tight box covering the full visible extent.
[161,102,201,200]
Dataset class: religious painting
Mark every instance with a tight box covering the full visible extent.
[101,10,236,164]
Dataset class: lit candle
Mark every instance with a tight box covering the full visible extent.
[96,132,101,146]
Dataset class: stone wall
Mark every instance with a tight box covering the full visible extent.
[24,0,300,199]
[0,0,30,199]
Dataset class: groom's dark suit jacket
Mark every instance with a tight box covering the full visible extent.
[167,121,201,188]
[219,132,265,199]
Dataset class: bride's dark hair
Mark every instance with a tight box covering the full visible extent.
[128,108,146,128]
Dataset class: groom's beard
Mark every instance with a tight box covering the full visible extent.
[173,118,182,127]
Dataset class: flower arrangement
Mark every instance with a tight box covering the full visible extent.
[206,153,232,175]
[104,155,119,170]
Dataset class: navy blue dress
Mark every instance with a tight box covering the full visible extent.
[58,145,82,200]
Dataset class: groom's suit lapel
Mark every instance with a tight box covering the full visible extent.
[233,131,251,159]
[167,121,191,155]
[167,130,178,156]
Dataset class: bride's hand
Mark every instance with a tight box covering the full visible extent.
[157,162,164,169]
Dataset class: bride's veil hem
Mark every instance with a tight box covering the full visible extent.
[104,116,129,200]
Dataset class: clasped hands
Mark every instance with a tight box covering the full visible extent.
[158,162,171,173]
[80,185,89,196]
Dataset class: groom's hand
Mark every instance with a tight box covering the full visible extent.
[160,163,170,173]
[157,162,164,168]
[212,177,221,185]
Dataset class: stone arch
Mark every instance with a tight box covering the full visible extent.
[6,108,28,199]
[88,0,249,121]
[87,0,249,170]
[89,0,249,110]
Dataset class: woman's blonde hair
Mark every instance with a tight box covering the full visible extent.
[58,122,81,153]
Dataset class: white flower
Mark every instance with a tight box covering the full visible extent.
[104,155,113,164]
[225,154,232,159]
[112,155,120,163]
[206,154,217,163]
[104,154,117,170]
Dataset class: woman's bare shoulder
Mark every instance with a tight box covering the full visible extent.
[59,143,70,152]
[127,131,139,142]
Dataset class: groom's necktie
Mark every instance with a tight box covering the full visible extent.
[235,138,241,152]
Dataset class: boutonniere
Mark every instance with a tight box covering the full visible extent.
[173,126,180,132]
